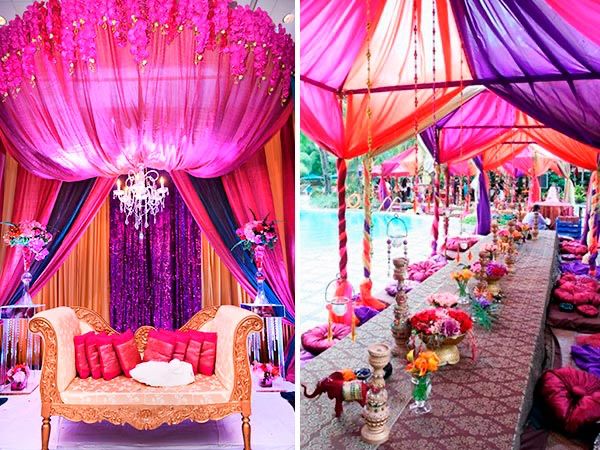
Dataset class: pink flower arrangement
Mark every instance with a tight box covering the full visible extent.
[2,221,52,266]
[410,308,473,338]
[235,215,278,253]
[483,243,498,254]
[252,361,280,378]
[486,261,508,280]
[427,292,459,308]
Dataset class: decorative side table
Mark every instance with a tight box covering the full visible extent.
[240,302,286,382]
[0,304,44,393]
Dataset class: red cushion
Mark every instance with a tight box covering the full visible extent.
[96,334,122,380]
[160,329,191,361]
[143,329,176,362]
[301,323,351,355]
[539,368,600,433]
[184,338,203,374]
[113,330,141,377]
[84,332,106,379]
[73,334,91,378]
[198,332,218,376]
[577,305,599,318]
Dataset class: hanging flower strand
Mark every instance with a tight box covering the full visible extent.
[0,0,294,102]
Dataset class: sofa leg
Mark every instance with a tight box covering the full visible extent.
[241,413,251,450]
[41,416,51,450]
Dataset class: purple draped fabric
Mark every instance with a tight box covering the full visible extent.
[474,157,491,235]
[572,345,600,378]
[110,173,202,331]
[451,0,600,148]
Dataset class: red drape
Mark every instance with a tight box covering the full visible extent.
[222,150,295,323]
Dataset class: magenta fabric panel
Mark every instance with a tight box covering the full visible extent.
[170,171,256,298]
[280,119,295,294]
[29,178,115,298]
[0,34,292,181]
[222,150,295,321]
[0,167,62,305]
[546,0,600,47]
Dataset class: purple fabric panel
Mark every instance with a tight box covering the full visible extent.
[451,0,600,147]
[474,156,491,235]
[571,344,600,378]
[110,173,202,331]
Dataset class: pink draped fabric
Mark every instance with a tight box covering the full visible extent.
[545,0,600,55]
[280,120,295,295]
[0,30,292,181]
[222,150,294,322]
[380,148,418,177]
[170,171,256,298]
[29,178,116,297]
[0,167,61,305]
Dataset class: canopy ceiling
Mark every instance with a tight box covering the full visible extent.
[301,0,600,162]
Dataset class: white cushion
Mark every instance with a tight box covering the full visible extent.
[130,360,195,387]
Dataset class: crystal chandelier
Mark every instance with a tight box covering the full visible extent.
[113,166,169,239]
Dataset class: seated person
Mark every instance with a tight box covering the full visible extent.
[523,204,549,230]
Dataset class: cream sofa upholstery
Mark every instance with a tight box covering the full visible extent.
[30,305,262,450]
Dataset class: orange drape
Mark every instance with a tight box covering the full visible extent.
[35,198,111,321]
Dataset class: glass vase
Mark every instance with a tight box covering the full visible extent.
[18,249,33,305]
[253,245,267,305]
[409,375,432,415]
[457,281,469,305]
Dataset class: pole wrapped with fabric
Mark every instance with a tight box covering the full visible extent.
[443,164,450,248]
[431,162,441,255]
[583,169,600,275]
[362,154,373,279]
[474,156,491,235]
[336,157,349,281]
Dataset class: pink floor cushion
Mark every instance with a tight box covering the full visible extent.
[553,274,600,306]
[301,323,351,356]
[548,304,600,334]
[578,305,599,318]
[408,257,448,283]
[539,367,600,433]
[444,236,478,252]
[560,241,588,256]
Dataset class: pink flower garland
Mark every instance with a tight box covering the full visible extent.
[0,0,293,101]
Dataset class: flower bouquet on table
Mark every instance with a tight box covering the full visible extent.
[405,349,439,415]
[470,292,499,331]
[482,243,499,260]
[6,363,30,391]
[450,266,474,304]
[485,260,508,297]
[515,222,531,241]
[409,308,473,366]
[427,292,459,309]
[252,361,280,388]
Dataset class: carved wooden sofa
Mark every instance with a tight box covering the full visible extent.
[29,305,262,450]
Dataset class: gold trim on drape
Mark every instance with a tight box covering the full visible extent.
[35,198,111,322]
[201,234,249,307]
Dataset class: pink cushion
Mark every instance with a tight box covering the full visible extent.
[96,334,122,380]
[184,338,203,374]
[539,368,600,433]
[577,305,599,318]
[113,330,141,377]
[143,330,176,362]
[84,332,106,380]
[161,329,191,361]
[301,323,351,356]
[186,330,218,376]
[73,334,91,378]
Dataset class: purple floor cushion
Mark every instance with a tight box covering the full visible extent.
[539,367,600,433]
[572,345,600,378]
[354,306,379,326]
[301,323,351,356]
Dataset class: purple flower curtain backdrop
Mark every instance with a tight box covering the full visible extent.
[109,173,202,331]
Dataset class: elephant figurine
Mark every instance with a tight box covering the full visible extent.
[302,371,368,417]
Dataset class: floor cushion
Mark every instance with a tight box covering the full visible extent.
[547,304,600,334]
[578,305,599,318]
[539,367,600,433]
[301,323,351,356]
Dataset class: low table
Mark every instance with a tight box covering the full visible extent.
[301,232,558,450]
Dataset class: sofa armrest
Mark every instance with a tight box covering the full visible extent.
[29,307,81,404]
[202,306,262,401]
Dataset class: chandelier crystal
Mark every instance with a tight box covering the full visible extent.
[113,167,169,239]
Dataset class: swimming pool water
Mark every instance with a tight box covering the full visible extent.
[300,209,431,249]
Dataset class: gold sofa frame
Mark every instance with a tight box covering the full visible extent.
[29,306,263,450]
